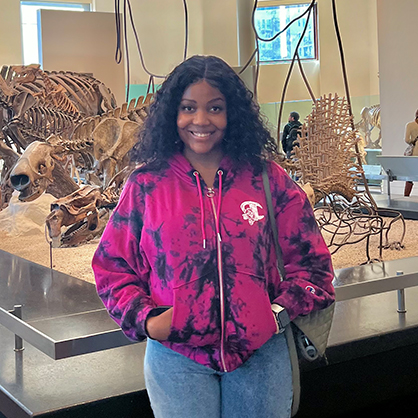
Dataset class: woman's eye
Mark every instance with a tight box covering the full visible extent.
[180,105,194,112]
[211,106,223,112]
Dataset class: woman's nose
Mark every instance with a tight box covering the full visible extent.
[193,110,210,125]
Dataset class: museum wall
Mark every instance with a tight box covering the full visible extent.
[93,0,380,133]
[0,0,22,65]
[377,0,418,157]
[40,10,126,105]
[0,0,380,134]
[258,0,380,135]
[94,0,207,81]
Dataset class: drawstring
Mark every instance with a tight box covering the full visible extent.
[193,170,224,248]
[194,171,206,248]
[216,170,223,242]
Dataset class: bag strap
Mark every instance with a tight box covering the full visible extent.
[262,164,301,417]
[285,326,301,417]
[262,166,286,281]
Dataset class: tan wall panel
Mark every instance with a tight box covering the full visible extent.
[40,10,126,105]
[201,0,238,65]
[377,0,418,156]
[368,0,379,96]
[0,0,22,64]
[318,0,378,98]
[258,61,320,104]
[94,0,205,84]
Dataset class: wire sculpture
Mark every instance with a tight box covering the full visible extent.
[283,93,405,264]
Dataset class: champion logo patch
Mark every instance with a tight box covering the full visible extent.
[240,201,264,225]
[305,285,316,294]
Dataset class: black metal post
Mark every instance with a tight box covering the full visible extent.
[10,305,24,352]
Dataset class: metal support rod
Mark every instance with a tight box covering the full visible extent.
[387,170,392,202]
[396,271,407,313]
[397,289,406,313]
[10,305,25,352]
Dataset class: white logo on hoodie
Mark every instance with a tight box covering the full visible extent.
[240,201,264,225]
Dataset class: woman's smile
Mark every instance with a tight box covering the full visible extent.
[189,131,213,138]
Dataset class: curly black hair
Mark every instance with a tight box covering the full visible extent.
[131,55,278,170]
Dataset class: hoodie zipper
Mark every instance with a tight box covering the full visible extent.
[207,186,228,372]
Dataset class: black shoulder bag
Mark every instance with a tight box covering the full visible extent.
[262,166,335,417]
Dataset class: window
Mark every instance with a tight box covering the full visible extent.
[254,3,317,63]
[21,1,91,66]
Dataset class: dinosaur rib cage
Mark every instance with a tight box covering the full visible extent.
[46,72,97,105]
[18,106,76,140]
[1,65,117,118]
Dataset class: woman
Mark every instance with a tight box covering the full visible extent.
[403,109,418,197]
[92,55,335,418]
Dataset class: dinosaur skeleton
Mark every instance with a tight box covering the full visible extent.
[0,64,118,207]
[0,64,117,153]
[354,104,381,149]
[47,94,150,187]
[285,94,404,263]
[10,65,79,116]
[10,96,151,246]
[1,65,116,117]
[46,185,103,246]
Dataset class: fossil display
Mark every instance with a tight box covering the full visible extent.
[8,94,150,246]
[354,104,381,149]
[0,64,118,208]
[0,63,154,247]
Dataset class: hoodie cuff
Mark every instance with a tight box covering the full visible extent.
[144,306,172,339]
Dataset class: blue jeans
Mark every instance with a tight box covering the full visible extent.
[144,333,293,418]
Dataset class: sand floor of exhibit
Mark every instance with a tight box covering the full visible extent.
[0,191,417,284]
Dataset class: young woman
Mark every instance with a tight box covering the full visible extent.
[92,55,335,418]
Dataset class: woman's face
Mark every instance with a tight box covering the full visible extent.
[177,80,227,160]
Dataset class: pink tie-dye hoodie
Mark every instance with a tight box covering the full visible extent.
[92,153,335,372]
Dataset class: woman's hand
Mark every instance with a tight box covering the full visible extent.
[146,308,173,341]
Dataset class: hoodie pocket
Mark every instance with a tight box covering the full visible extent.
[167,272,221,347]
[224,270,277,352]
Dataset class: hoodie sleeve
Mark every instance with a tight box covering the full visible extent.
[92,175,156,342]
[268,162,335,320]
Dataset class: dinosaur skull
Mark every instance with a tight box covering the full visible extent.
[10,64,41,84]
[46,185,103,245]
[59,208,109,247]
[10,141,58,201]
